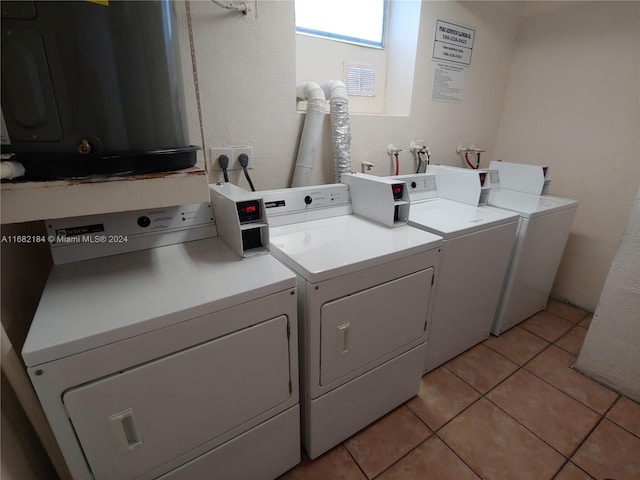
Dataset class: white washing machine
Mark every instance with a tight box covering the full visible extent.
[257,183,442,459]
[488,188,578,335]
[391,172,519,372]
[22,203,301,480]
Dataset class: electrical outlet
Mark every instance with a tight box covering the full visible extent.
[232,146,253,170]
[209,147,234,171]
[209,146,254,170]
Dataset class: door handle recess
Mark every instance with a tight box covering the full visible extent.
[108,408,143,452]
[337,322,350,357]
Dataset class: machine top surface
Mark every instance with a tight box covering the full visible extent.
[23,236,295,367]
[488,189,577,218]
[408,198,519,239]
[269,214,442,283]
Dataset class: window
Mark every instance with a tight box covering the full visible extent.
[295,0,387,48]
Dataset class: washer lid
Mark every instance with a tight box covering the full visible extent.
[269,215,442,283]
[22,237,296,366]
[488,190,577,218]
[408,198,519,239]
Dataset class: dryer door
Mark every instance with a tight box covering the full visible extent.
[63,315,292,480]
[319,268,433,386]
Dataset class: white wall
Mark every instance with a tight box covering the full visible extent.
[575,188,640,401]
[188,1,521,188]
[184,0,301,190]
[494,1,640,311]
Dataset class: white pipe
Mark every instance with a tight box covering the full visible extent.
[320,80,349,104]
[0,160,25,180]
[291,82,326,188]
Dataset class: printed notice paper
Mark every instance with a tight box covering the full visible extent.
[432,62,465,103]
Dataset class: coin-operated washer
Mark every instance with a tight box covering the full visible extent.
[258,182,442,459]
[486,161,578,335]
[383,168,519,372]
[22,201,300,480]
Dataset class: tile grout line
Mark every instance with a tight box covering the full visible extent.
[442,337,593,476]
[560,397,625,476]
[602,397,640,440]
[436,362,569,480]
[480,310,632,479]
[340,441,376,480]
[374,391,487,479]
[338,306,603,480]
[432,430,486,480]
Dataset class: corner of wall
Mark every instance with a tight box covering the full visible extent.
[575,187,640,401]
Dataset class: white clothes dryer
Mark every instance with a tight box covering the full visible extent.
[258,184,442,459]
[392,173,519,371]
[22,203,300,480]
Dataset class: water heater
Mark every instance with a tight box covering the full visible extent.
[1,0,198,179]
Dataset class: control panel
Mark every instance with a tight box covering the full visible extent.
[341,172,410,227]
[210,183,270,257]
[489,160,550,195]
[47,203,216,265]
[392,174,438,203]
[427,165,490,206]
[478,169,491,205]
[258,184,352,227]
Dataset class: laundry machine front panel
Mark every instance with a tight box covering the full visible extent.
[424,220,518,371]
[319,268,433,386]
[157,406,301,480]
[301,247,441,399]
[63,315,292,480]
[28,287,298,480]
[493,206,577,334]
[305,344,426,459]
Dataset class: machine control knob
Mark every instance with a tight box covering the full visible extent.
[137,216,151,228]
[304,195,313,205]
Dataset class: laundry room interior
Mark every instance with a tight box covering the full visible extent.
[1,1,638,479]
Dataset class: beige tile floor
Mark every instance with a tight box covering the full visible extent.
[279,299,640,480]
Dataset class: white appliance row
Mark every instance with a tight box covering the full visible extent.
[23,161,576,478]
[340,165,576,370]
[406,162,577,337]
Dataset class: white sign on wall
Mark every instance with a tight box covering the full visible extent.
[433,20,475,66]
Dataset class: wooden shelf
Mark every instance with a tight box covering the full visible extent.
[1,168,210,224]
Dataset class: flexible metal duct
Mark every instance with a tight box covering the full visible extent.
[321,81,352,182]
